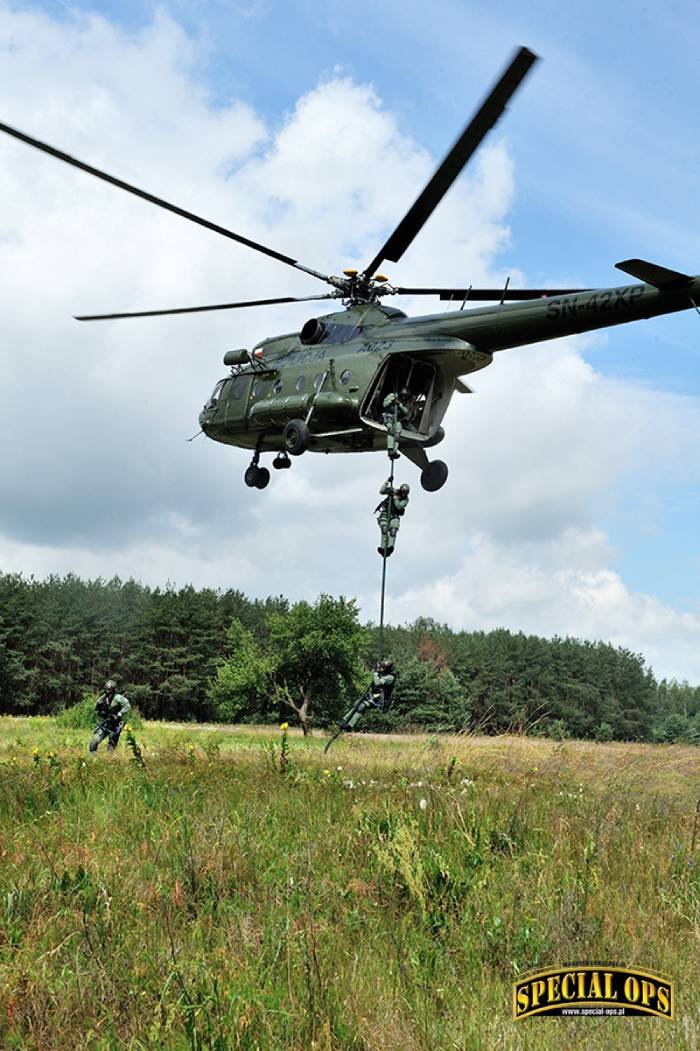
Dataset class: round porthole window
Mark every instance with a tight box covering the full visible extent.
[273,377,283,394]
[295,375,307,393]
[252,381,263,399]
[313,372,325,390]
[340,369,352,386]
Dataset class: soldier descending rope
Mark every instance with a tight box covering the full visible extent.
[324,659,397,752]
[376,478,410,558]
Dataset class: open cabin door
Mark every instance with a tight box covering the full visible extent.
[360,355,445,440]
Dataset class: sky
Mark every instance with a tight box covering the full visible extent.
[1,0,700,682]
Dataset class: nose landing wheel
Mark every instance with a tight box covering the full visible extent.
[244,464,270,489]
[244,447,270,489]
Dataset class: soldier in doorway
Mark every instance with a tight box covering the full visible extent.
[382,387,414,460]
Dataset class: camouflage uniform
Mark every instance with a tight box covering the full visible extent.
[339,661,396,729]
[382,390,413,460]
[376,479,410,557]
[89,683,131,753]
[370,665,396,711]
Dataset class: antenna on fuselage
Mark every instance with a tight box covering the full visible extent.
[499,276,511,305]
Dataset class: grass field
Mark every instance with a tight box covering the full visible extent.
[0,716,698,1049]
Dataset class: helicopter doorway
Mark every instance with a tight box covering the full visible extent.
[360,356,444,440]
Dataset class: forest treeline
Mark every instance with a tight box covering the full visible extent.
[0,572,697,742]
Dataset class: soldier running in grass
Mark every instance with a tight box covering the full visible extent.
[89,679,131,753]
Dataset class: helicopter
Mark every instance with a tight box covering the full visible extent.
[2,46,699,492]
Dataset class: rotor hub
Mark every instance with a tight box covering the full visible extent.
[329,271,394,305]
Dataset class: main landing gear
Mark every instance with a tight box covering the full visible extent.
[282,419,310,456]
[420,459,449,492]
[400,444,449,492]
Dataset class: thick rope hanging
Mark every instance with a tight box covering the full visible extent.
[324,403,399,753]
[378,451,395,660]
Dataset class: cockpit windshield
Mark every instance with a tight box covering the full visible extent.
[204,379,225,410]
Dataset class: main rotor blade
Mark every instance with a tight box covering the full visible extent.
[395,287,591,301]
[363,46,538,279]
[74,293,338,321]
[0,119,332,285]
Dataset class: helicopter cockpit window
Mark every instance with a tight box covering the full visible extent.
[231,378,248,400]
[205,380,225,410]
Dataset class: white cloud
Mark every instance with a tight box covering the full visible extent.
[386,530,700,683]
[1,4,700,682]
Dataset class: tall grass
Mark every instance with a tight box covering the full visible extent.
[0,718,697,1049]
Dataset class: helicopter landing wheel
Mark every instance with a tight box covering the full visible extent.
[244,464,270,489]
[282,419,310,456]
[273,451,291,470]
[420,459,449,492]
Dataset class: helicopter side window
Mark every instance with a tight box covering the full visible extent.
[296,376,307,393]
[205,380,225,410]
[313,372,325,390]
[273,377,283,394]
[340,369,352,385]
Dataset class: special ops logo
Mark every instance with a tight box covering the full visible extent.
[513,965,674,1020]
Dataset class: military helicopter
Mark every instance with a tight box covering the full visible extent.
[2,47,699,492]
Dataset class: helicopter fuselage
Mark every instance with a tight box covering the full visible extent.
[199,276,700,458]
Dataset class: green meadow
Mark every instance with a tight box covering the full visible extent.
[0,717,697,1050]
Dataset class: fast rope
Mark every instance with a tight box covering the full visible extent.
[378,449,396,661]
[324,401,399,753]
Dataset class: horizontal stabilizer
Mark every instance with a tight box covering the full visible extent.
[615,258,692,290]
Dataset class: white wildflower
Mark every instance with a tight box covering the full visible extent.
[419,798,428,811]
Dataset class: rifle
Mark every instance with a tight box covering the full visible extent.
[93,714,124,737]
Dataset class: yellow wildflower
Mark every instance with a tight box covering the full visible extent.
[279,722,289,731]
